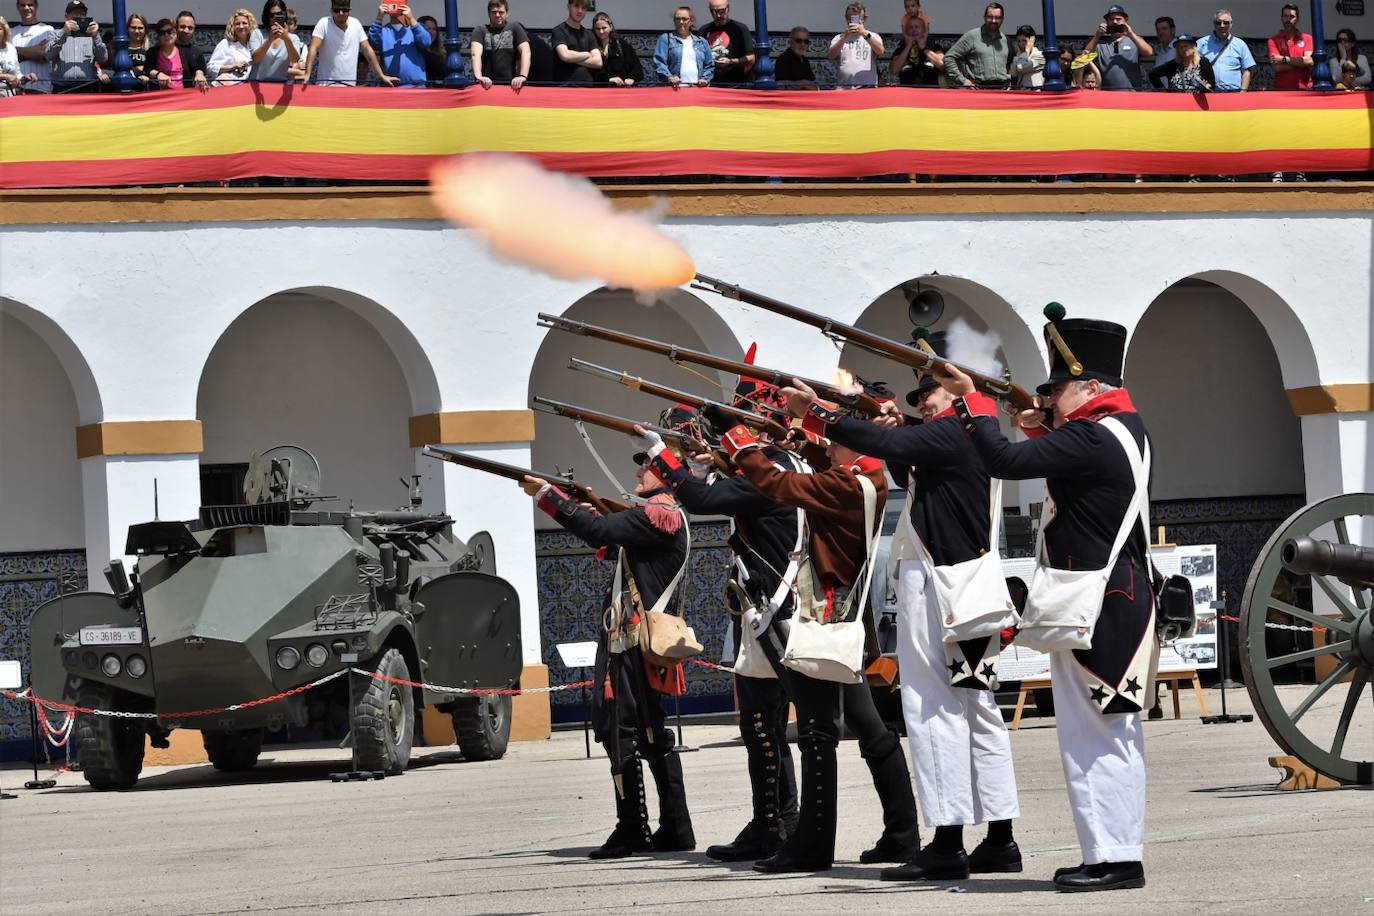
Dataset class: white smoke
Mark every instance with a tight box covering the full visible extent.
[943,318,1004,377]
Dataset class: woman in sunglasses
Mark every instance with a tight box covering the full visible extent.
[145,17,208,89]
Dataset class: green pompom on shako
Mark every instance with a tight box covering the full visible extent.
[1043,301,1067,322]
[910,325,932,343]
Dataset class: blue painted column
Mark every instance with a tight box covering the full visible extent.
[443,0,469,87]
[109,0,137,90]
[1309,0,1333,89]
[752,0,774,86]
[1040,0,1065,90]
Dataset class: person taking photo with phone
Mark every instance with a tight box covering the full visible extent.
[368,1,429,86]
[1082,5,1153,90]
[828,2,883,88]
[46,0,106,92]
[249,0,300,82]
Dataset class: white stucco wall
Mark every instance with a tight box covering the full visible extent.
[2,206,1370,663]
[0,311,84,551]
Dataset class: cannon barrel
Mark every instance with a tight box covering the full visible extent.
[1280,536,1374,586]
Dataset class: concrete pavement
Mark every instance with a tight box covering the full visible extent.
[1,683,1370,915]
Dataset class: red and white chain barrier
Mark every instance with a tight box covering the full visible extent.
[1219,612,1328,634]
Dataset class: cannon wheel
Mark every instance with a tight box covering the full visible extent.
[1240,493,1374,785]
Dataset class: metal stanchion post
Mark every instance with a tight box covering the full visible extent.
[24,703,56,790]
[1202,591,1253,724]
[672,693,695,753]
[582,681,591,759]
[1040,0,1066,90]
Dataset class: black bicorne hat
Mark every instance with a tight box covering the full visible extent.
[1037,305,1127,396]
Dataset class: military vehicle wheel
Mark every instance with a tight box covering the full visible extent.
[352,648,414,775]
[202,728,265,772]
[74,680,145,791]
[453,694,512,761]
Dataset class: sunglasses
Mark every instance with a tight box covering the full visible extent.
[159,28,175,34]
[791,37,808,43]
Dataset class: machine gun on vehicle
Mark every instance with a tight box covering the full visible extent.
[690,273,1039,412]
[424,446,630,514]
[536,313,888,417]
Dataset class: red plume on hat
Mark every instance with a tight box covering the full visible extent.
[733,342,788,416]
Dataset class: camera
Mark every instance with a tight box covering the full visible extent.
[1105,23,1126,35]
[383,2,403,13]
[72,16,92,32]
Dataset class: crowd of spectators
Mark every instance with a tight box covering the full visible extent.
[2,0,1370,95]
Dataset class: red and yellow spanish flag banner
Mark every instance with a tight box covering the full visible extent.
[2,84,1371,188]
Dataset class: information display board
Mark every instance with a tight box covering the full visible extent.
[998,544,1219,683]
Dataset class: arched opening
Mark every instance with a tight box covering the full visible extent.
[841,275,1046,516]
[1126,277,1308,679]
[0,299,96,753]
[527,287,743,513]
[528,287,743,722]
[196,289,431,512]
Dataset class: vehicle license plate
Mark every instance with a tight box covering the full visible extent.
[79,626,144,646]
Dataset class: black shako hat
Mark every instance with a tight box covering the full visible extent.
[1037,306,1127,396]
[907,329,948,406]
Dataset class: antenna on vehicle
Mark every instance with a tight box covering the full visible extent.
[153,479,160,521]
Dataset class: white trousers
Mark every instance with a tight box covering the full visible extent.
[896,559,1019,827]
[1049,650,1146,864]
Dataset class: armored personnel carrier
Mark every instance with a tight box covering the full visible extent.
[29,446,523,790]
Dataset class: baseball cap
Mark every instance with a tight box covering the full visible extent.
[1104,5,1127,16]
[66,0,88,11]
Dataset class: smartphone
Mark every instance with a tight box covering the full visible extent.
[849,14,862,26]
[73,16,92,31]
[383,2,403,13]
[1105,23,1126,35]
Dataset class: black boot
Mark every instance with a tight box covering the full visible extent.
[588,758,652,860]
[968,820,1022,873]
[706,711,785,862]
[857,728,920,864]
[1054,861,1145,892]
[880,826,968,881]
[753,737,837,874]
[645,749,695,852]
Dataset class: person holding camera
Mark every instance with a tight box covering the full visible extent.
[45,0,105,92]
[369,2,429,86]
[828,2,883,88]
[250,0,301,82]
[888,15,940,86]
[1083,5,1153,90]
[209,9,256,85]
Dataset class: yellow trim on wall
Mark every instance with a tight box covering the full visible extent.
[1287,384,1374,416]
[75,420,204,458]
[409,409,536,447]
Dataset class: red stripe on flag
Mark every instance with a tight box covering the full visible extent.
[2,147,1369,189]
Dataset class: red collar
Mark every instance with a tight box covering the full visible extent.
[1063,387,1137,423]
[934,392,997,421]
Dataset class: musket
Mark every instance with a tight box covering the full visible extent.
[536,313,887,417]
[563,359,794,441]
[690,273,1038,412]
[423,446,630,515]
[531,395,733,475]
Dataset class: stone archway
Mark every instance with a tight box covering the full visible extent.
[527,287,743,509]
[0,299,99,751]
[196,289,433,512]
[840,275,1046,512]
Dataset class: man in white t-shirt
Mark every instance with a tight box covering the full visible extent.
[827,1,882,87]
[304,0,394,85]
[12,0,55,93]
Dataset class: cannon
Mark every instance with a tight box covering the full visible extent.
[29,445,523,790]
[1240,493,1374,785]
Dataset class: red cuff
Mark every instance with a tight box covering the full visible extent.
[651,447,683,475]
[536,485,571,518]
[719,424,759,458]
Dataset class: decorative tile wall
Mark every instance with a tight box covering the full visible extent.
[0,551,87,743]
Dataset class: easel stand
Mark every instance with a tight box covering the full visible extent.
[1201,593,1252,724]
[330,667,386,782]
[582,681,592,759]
[23,704,56,790]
